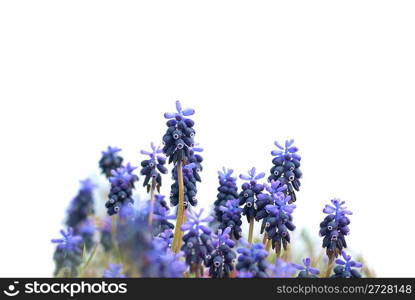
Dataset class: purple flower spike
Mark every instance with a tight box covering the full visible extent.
[206,227,237,278]
[140,142,168,189]
[293,257,320,278]
[320,198,353,259]
[164,100,195,120]
[332,251,362,278]
[99,146,124,178]
[51,228,83,254]
[103,264,126,278]
[236,242,269,278]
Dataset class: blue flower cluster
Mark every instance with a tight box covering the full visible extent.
[105,164,138,216]
[51,228,83,276]
[268,140,302,202]
[293,258,320,278]
[140,142,168,190]
[99,146,124,178]
[180,209,214,274]
[238,168,265,222]
[206,227,236,278]
[236,240,269,278]
[103,264,125,278]
[218,199,242,240]
[213,168,239,224]
[152,195,175,235]
[162,101,196,164]
[320,199,352,258]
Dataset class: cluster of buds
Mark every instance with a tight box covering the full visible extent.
[206,228,236,278]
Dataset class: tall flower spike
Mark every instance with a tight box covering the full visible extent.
[236,240,269,278]
[268,140,302,202]
[213,167,239,224]
[238,168,265,243]
[320,199,352,259]
[259,181,296,255]
[293,258,320,278]
[218,199,243,240]
[206,227,237,278]
[99,146,124,178]
[332,251,362,278]
[66,178,95,229]
[180,209,214,275]
[105,165,138,216]
[162,100,196,164]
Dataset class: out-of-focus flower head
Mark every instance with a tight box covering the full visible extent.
[66,178,95,229]
[51,228,83,254]
[146,238,186,277]
[99,146,124,178]
[236,240,269,278]
[269,259,298,278]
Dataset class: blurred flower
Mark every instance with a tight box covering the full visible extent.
[51,228,83,254]
[332,251,362,278]
[268,140,302,202]
[100,217,112,252]
[66,178,95,229]
[320,199,352,258]
[236,240,269,278]
[99,146,124,178]
[103,264,126,278]
[51,228,83,277]
[293,258,320,278]
[78,219,95,251]
[269,259,298,278]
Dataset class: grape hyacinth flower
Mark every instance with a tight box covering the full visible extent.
[66,179,95,229]
[152,202,176,236]
[205,227,237,278]
[320,199,352,259]
[170,162,199,209]
[218,199,243,240]
[293,258,320,278]
[213,167,239,224]
[103,264,126,278]
[105,165,138,216]
[268,140,302,202]
[162,100,197,253]
[140,143,168,225]
[236,240,269,278]
[155,229,174,249]
[180,208,214,276]
[260,181,296,255]
[238,167,265,243]
[51,228,83,276]
[99,146,124,178]
[332,251,362,278]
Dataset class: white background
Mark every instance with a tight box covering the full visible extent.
[1,1,414,277]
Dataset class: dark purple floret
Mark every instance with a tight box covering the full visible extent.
[162,100,196,164]
[268,140,302,202]
[218,199,243,240]
[332,251,362,278]
[152,197,175,236]
[320,199,352,259]
[103,264,126,278]
[238,167,265,222]
[293,258,320,278]
[66,178,95,229]
[140,142,168,190]
[99,146,124,178]
[180,209,214,273]
[236,240,269,278]
[213,167,239,223]
[205,227,237,278]
[105,165,138,216]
